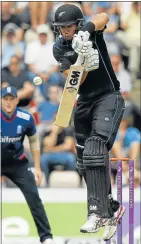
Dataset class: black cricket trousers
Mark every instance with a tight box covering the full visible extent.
[74,90,125,150]
[1,159,52,243]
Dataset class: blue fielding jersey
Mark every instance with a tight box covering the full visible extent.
[1,108,36,161]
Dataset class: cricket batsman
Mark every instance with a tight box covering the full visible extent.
[1,86,55,244]
[53,4,125,241]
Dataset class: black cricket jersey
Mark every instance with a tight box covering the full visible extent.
[53,27,120,98]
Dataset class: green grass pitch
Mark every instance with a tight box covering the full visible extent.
[2,202,103,237]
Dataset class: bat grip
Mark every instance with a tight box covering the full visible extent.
[75,55,85,66]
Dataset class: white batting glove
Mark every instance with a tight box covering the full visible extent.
[84,48,99,71]
[72,31,92,57]
[77,30,90,42]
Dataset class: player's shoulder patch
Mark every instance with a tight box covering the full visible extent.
[17,110,30,121]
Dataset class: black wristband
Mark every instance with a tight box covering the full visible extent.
[81,22,95,35]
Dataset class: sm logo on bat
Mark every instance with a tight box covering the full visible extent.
[69,71,81,86]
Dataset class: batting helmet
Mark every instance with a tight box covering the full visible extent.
[53,4,84,27]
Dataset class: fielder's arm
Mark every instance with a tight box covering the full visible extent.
[28,133,40,169]
[17,82,35,99]
[28,133,42,186]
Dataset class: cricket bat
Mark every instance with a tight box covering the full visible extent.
[55,33,90,127]
[55,63,84,127]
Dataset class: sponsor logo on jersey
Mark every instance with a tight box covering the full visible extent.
[0,136,22,143]
[105,117,110,121]
[17,111,30,121]
[64,51,75,57]
[17,125,22,134]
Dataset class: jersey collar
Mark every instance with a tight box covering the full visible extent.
[62,37,72,45]
[1,108,17,122]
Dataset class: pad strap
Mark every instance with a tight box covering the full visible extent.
[76,145,85,176]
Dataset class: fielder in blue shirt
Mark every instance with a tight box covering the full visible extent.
[1,86,54,244]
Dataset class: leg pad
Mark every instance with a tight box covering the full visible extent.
[83,136,114,218]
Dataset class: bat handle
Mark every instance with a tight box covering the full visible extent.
[75,55,84,66]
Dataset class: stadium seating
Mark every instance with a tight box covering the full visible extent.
[49,171,80,188]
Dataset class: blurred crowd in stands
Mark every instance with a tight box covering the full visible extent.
[1,1,141,188]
